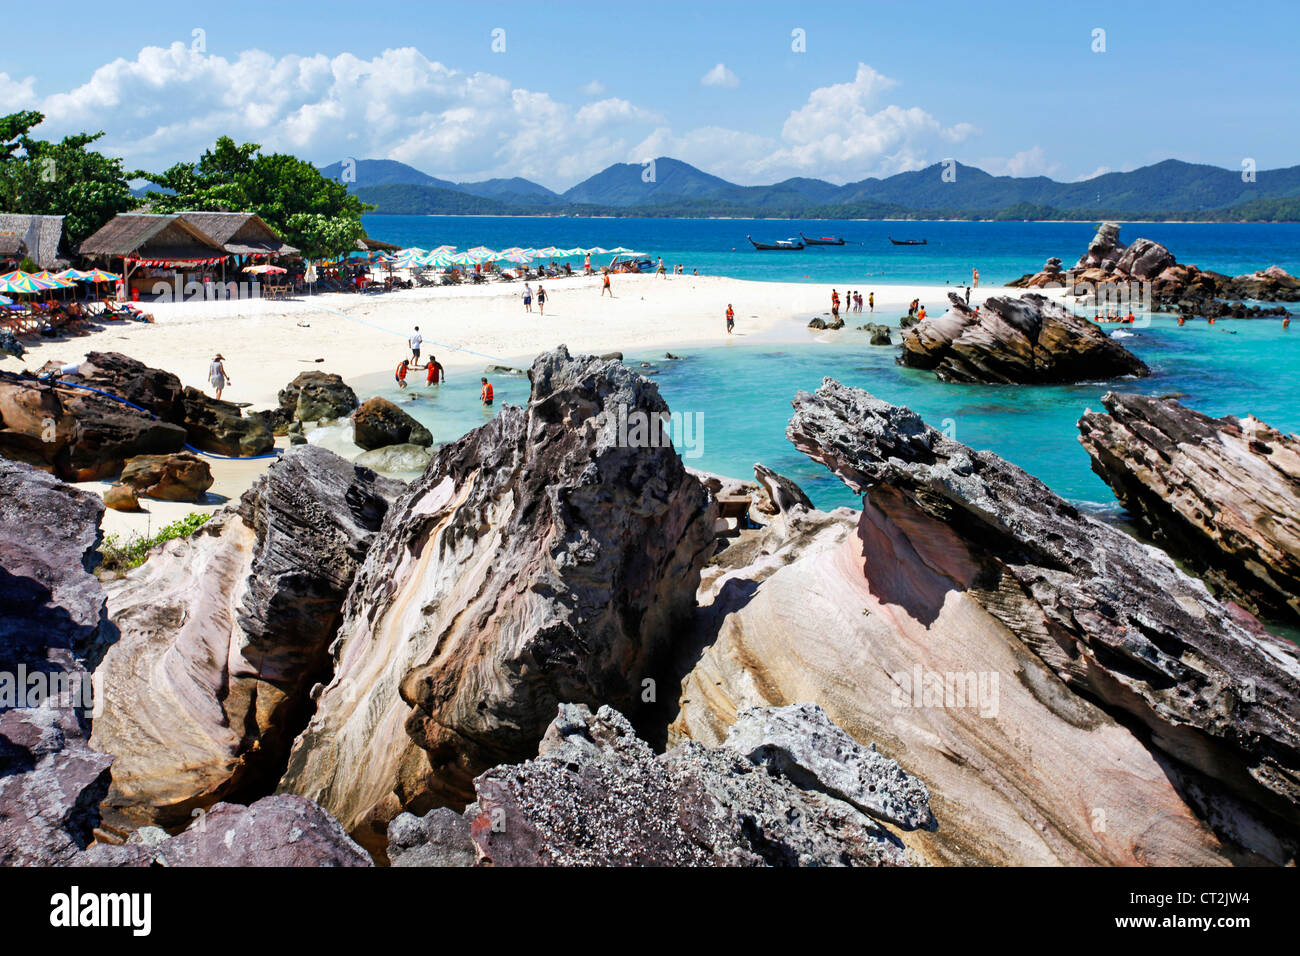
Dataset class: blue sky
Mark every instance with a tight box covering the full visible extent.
[3,0,1297,189]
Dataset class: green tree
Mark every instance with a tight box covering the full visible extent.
[143,136,372,253]
[0,110,138,247]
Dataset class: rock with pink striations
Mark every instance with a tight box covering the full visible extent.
[90,445,401,835]
[281,347,717,856]
[1079,391,1300,625]
[673,381,1300,866]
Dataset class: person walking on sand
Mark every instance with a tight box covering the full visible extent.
[409,326,423,365]
[426,355,445,386]
[208,354,230,401]
[657,257,666,278]
[726,303,735,334]
[965,286,971,305]
[480,377,494,406]
[523,283,533,312]
[584,252,592,275]
[537,284,547,316]
[601,271,612,297]
[395,359,409,390]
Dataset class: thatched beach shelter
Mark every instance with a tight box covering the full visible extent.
[79,213,230,298]
[178,211,299,260]
[0,214,67,270]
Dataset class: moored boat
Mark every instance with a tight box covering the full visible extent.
[889,237,928,246]
[800,232,846,246]
[748,235,805,250]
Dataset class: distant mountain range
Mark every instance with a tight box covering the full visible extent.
[320,157,1300,221]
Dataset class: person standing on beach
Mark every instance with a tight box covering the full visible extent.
[831,289,840,319]
[584,253,592,274]
[426,355,445,386]
[965,286,971,304]
[208,354,230,401]
[409,326,422,365]
[657,257,666,278]
[537,284,547,316]
[480,377,494,405]
[972,267,980,288]
[726,304,735,334]
[869,292,874,313]
[523,283,533,312]
[601,271,612,297]
[395,359,409,390]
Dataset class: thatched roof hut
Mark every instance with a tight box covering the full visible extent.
[356,236,402,253]
[178,211,298,257]
[0,214,67,269]
[79,214,228,262]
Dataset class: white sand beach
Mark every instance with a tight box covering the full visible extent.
[1,274,1042,538]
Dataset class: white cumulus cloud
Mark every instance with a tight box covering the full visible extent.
[700,63,739,88]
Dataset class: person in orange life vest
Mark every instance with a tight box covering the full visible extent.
[1126,311,1135,323]
[395,359,409,389]
[1284,317,1291,329]
[830,289,840,317]
[726,304,735,334]
[480,377,494,405]
[426,355,445,386]
[918,305,926,321]
[601,271,612,296]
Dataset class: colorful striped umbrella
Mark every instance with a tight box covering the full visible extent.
[500,252,533,264]
[585,247,609,255]
[0,276,52,294]
[446,252,479,266]
[82,269,121,283]
[534,246,563,257]
[561,247,587,256]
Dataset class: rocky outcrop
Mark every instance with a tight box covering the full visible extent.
[103,483,140,512]
[899,292,1150,384]
[1009,223,1300,310]
[119,452,213,502]
[181,387,274,457]
[0,459,113,865]
[277,371,359,425]
[808,316,845,330]
[0,370,187,480]
[90,445,401,833]
[80,795,372,867]
[673,381,1300,865]
[391,703,925,867]
[1079,392,1300,624]
[0,459,109,671]
[351,397,433,450]
[353,443,433,476]
[281,347,717,853]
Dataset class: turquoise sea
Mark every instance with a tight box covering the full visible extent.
[341,217,1300,515]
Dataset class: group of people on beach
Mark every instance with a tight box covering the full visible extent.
[830,289,875,319]
[521,282,548,314]
[395,326,448,390]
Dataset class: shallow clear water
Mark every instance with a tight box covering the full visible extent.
[363,215,1300,288]
[342,315,1300,515]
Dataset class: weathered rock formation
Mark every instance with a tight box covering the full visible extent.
[90,445,401,833]
[0,459,113,865]
[353,443,433,476]
[277,371,359,425]
[1079,392,1300,624]
[391,702,926,866]
[351,396,433,450]
[0,370,187,480]
[281,346,717,852]
[80,795,372,867]
[860,322,893,345]
[119,452,213,502]
[899,292,1150,384]
[1009,222,1300,312]
[673,381,1300,865]
[180,387,274,457]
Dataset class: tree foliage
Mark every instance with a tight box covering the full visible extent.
[143,136,373,257]
[0,110,138,247]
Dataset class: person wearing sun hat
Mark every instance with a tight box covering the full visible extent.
[209,353,230,401]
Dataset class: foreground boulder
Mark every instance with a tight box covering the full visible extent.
[1079,392,1300,624]
[390,703,926,867]
[0,459,113,865]
[351,396,432,450]
[119,452,213,502]
[899,292,1149,384]
[90,445,401,833]
[281,347,717,852]
[80,795,371,867]
[181,387,274,457]
[674,381,1300,865]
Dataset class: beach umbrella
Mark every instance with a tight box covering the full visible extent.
[396,247,427,257]
[243,264,288,274]
[0,294,10,305]
[607,246,636,255]
[585,247,609,255]
[0,275,54,294]
[446,252,479,266]
[429,245,456,254]
[82,269,121,283]
[500,252,533,264]
[561,247,586,256]
[56,268,92,281]
[534,246,563,258]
